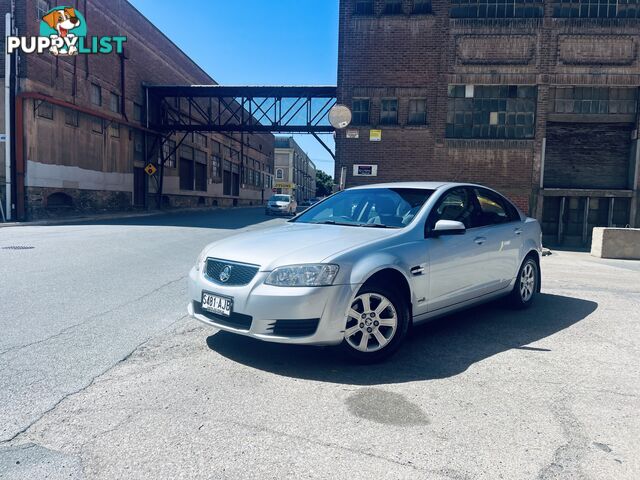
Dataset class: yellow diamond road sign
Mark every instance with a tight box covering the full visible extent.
[144,164,157,176]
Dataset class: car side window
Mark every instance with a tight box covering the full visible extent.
[472,188,516,227]
[428,188,477,230]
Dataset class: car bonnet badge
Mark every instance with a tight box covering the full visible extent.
[219,265,232,283]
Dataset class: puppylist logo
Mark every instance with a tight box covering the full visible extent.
[6,6,126,56]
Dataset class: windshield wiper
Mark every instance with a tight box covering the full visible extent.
[308,220,360,227]
[357,223,399,229]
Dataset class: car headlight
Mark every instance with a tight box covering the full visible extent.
[195,249,207,272]
[265,264,339,287]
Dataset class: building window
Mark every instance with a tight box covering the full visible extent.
[446,85,537,139]
[91,117,103,134]
[450,0,544,18]
[64,109,79,127]
[109,123,120,138]
[37,101,54,120]
[37,0,50,20]
[552,87,637,115]
[413,0,433,14]
[211,155,222,180]
[134,131,144,162]
[194,133,207,148]
[163,140,176,168]
[91,83,102,107]
[408,99,428,125]
[355,0,374,14]
[380,99,398,125]
[352,98,370,125]
[384,0,403,14]
[109,92,120,114]
[553,0,640,18]
[276,168,284,180]
[133,103,143,122]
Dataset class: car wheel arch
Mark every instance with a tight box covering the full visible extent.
[521,249,542,293]
[357,267,413,315]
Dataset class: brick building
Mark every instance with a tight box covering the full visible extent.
[274,137,317,202]
[1,0,274,220]
[336,0,640,247]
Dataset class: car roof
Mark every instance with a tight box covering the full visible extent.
[348,181,469,191]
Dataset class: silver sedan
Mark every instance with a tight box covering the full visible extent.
[188,182,542,362]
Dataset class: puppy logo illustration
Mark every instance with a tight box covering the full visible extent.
[39,7,87,56]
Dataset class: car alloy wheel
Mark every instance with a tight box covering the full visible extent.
[509,256,538,309]
[519,261,536,302]
[344,293,398,353]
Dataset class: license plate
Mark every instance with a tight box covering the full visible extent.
[201,292,233,317]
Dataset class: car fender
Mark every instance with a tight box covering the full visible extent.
[346,252,415,302]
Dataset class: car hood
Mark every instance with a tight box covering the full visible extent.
[202,222,394,270]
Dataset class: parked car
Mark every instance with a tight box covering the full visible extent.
[189,182,542,362]
[265,194,297,216]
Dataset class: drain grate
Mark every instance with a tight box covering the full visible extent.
[2,246,35,250]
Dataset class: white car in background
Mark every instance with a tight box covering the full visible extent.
[265,194,297,216]
[189,182,542,362]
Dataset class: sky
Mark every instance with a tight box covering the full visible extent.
[129,0,339,176]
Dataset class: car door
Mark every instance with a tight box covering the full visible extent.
[425,187,488,312]
[469,187,524,293]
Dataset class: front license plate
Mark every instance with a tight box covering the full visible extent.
[201,292,233,317]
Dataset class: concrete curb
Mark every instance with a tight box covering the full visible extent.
[0,205,261,228]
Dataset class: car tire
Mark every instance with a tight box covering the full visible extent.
[508,256,539,309]
[340,284,410,363]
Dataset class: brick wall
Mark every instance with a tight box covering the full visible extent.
[336,0,640,219]
[14,0,274,218]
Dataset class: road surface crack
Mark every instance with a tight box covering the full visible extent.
[0,314,189,445]
[0,276,187,358]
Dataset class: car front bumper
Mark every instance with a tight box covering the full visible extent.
[187,267,357,346]
[265,205,290,214]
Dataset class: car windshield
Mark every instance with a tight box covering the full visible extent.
[270,195,290,202]
[293,188,434,228]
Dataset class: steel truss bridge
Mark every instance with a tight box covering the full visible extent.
[142,86,338,200]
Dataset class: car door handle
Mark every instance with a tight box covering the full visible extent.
[474,236,487,245]
[410,265,425,276]
[514,228,523,236]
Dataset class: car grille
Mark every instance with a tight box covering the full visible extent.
[194,302,253,330]
[205,258,259,286]
[268,319,320,337]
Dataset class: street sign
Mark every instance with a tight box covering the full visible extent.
[369,129,382,142]
[144,164,157,176]
[353,164,378,177]
[346,129,359,139]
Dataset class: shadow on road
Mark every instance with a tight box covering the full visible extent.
[206,293,597,385]
[76,207,278,230]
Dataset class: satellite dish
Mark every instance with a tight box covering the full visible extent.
[328,104,352,130]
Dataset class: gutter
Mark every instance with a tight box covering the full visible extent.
[4,13,12,220]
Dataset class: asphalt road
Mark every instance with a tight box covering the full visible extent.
[0,208,639,479]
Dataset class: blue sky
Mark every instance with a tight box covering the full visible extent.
[129,0,339,176]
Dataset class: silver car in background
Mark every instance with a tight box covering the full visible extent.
[265,194,297,216]
[189,182,542,362]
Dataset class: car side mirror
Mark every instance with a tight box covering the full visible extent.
[429,220,466,237]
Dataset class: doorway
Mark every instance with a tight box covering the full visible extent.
[133,167,146,207]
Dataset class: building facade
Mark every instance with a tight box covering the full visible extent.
[336,0,640,247]
[1,0,274,220]
[274,137,317,201]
